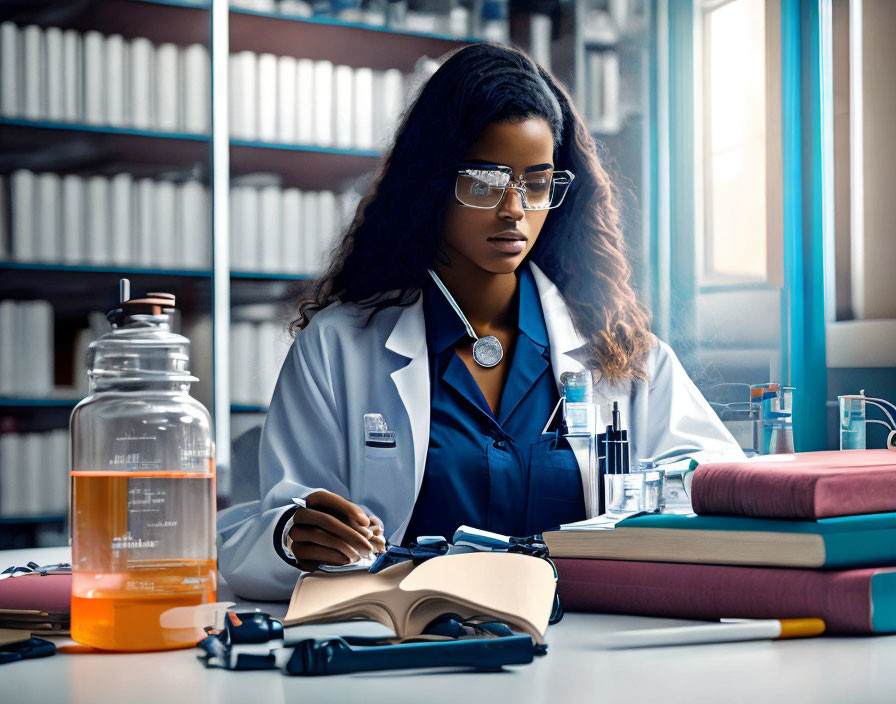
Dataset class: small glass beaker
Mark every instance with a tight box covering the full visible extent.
[604,473,644,514]
[839,395,867,450]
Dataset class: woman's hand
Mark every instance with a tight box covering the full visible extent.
[289,490,387,570]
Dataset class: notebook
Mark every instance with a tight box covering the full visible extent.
[284,552,556,644]
[691,449,896,519]
[543,511,896,568]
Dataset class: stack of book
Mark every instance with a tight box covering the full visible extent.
[543,450,896,634]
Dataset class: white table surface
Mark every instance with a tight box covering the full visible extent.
[4,547,896,704]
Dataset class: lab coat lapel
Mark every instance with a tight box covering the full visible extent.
[529,262,587,383]
[384,297,430,497]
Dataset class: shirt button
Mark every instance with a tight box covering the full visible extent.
[493,439,507,450]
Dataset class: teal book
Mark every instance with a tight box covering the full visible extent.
[542,511,896,568]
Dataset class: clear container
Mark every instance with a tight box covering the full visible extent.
[69,290,216,651]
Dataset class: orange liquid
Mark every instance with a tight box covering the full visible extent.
[71,471,216,651]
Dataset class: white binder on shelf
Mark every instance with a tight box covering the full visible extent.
[0,22,19,118]
[317,190,338,269]
[295,58,313,144]
[257,52,278,142]
[83,30,105,125]
[230,51,257,140]
[35,172,61,263]
[110,172,134,266]
[178,179,207,269]
[61,174,86,265]
[22,25,44,121]
[155,42,180,131]
[0,301,16,397]
[333,64,353,149]
[300,189,318,276]
[277,55,297,143]
[85,175,110,265]
[105,33,127,127]
[0,175,8,260]
[62,29,82,123]
[134,177,156,267]
[258,184,282,272]
[155,179,177,268]
[45,27,64,121]
[23,432,42,515]
[232,185,260,271]
[182,43,210,134]
[11,169,36,262]
[229,321,254,405]
[281,188,302,274]
[130,37,154,130]
[0,434,22,517]
[312,60,333,147]
[353,67,373,150]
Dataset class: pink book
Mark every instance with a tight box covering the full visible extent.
[691,449,896,519]
[554,558,896,634]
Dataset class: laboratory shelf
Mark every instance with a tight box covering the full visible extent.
[230,271,314,281]
[231,404,268,414]
[0,119,210,175]
[0,397,81,408]
[229,139,379,190]
[0,0,211,47]
[0,515,66,525]
[0,265,213,319]
[230,7,476,71]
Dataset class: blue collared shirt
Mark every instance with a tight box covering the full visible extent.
[403,266,584,543]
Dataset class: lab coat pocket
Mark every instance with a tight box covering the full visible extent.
[362,444,403,527]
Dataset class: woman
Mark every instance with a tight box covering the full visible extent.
[218,43,740,600]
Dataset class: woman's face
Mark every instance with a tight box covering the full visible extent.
[439,117,555,276]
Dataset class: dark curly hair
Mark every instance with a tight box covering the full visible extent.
[294,42,654,382]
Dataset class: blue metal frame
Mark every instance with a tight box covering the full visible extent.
[781,0,828,450]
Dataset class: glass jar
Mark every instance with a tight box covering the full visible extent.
[69,291,216,651]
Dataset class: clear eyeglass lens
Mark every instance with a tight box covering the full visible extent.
[456,168,568,210]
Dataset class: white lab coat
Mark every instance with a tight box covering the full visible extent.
[217,262,742,600]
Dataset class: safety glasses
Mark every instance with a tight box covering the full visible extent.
[455,163,575,210]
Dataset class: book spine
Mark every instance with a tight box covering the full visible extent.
[129,37,154,130]
[62,29,82,123]
[232,51,257,140]
[177,179,205,269]
[0,22,20,118]
[0,175,8,260]
[0,432,22,517]
[554,558,882,633]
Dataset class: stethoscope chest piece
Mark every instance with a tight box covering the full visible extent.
[472,335,503,368]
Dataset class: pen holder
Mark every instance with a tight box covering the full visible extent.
[604,467,695,515]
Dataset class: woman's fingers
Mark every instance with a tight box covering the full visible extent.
[306,491,371,530]
[291,543,351,567]
[292,508,375,555]
[288,525,363,562]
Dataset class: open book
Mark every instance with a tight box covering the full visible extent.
[284,552,556,644]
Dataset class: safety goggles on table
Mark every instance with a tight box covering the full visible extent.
[455,163,575,210]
